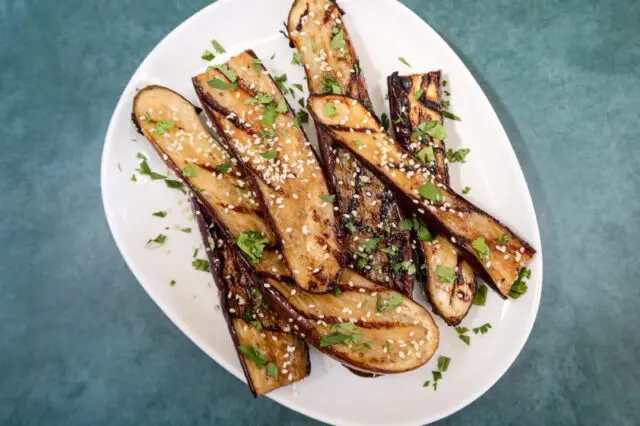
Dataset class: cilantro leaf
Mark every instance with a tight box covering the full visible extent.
[462,186,471,194]
[152,211,167,218]
[146,234,167,248]
[443,110,462,121]
[260,149,277,160]
[182,164,197,177]
[330,29,346,49]
[437,356,451,372]
[471,237,490,258]
[416,146,435,164]
[153,119,175,135]
[237,231,268,262]
[419,182,443,202]
[435,265,455,283]
[398,57,411,67]
[323,103,338,118]
[320,194,336,203]
[216,161,232,173]
[380,113,389,131]
[238,345,267,368]
[211,39,225,54]
[266,362,278,378]
[446,148,471,163]
[472,285,488,306]
[201,50,215,61]
[376,293,404,312]
[192,258,210,272]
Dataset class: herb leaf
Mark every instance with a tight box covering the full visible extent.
[472,285,488,306]
[331,29,345,49]
[414,89,424,100]
[146,234,167,248]
[435,265,455,283]
[153,119,175,135]
[137,158,167,180]
[443,110,462,121]
[416,146,435,164]
[201,50,215,61]
[472,323,492,335]
[321,74,342,95]
[462,186,472,194]
[320,194,336,203]
[216,161,232,173]
[192,258,211,272]
[446,148,471,163]
[260,149,277,160]
[165,179,185,192]
[182,164,197,177]
[413,120,447,140]
[376,293,404,312]
[419,182,443,202]
[471,237,490,258]
[437,355,451,372]
[323,103,338,118]
[266,362,278,378]
[380,113,389,131]
[211,39,225,54]
[208,77,228,90]
[398,57,411,67]
[238,345,267,369]
[509,267,531,299]
[152,211,167,218]
[237,231,268,262]
[215,65,237,83]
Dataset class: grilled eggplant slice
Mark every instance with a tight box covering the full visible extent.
[133,86,309,396]
[388,71,475,325]
[308,94,536,297]
[287,0,414,295]
[192,198,310,396]
[192,50,342,294]
[133,83,439,373]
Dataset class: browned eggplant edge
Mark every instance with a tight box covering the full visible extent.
[309,94,537,298]
[388,71,473,324]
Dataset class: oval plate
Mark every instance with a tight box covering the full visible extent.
[101,0,543,424]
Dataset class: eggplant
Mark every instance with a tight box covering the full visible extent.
[192,50,343,294]
[388,71,475,325]
[132,86,309,396]
[192,198,310,396]
[134,83,439,373]
[307,94,536,297]
[286,0,414,295]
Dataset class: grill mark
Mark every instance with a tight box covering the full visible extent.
[296,3,309,31]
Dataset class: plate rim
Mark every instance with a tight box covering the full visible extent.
[100,0,544,424]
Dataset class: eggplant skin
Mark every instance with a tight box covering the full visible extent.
[287,0,414,295]
[307,94,536,297]
[192,50,343,294]
[192,198,310,397]
[388,71,476,325]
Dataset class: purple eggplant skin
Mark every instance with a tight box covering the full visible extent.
[191,197,311,397]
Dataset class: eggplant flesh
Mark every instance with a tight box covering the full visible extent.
[192,199,310,396]
[287,0,414,295]
[134,83,439,373]
[388,71,475,325]
[192,50,342,294]
[133,86,309,396]
[308,94,536,297]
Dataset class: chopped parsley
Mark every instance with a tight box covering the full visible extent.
[419,182,443,202]
[330,29,346,50]
[363,238,378,252]
[399,218,414,231]
[380,113,390,131]
[152,119,175,135]
[413,120,447,140]
[266,362,278,379]
[250,320,263,330]
[292,83,304,92]
[509,267,531,299]
[417,223,433,241]
[261,104,278,126]
[216,161,232,173]
[192,258,210,272]
[443,110,462,121]
[472,323,492,335]
[321,74,342,94]
[164,179,186,192]
[472,285,488,306]
[323,103,338,118]
[462,186,472,194]
[273,73,288,95]
[446,148,471,163]
[146,234,167,248]
[456,327,471,345]
[276,98,287,113]
[245,92,274,105]
[416,146,435,164]
[344,222,357,233]
[294,110,309,127]
[398,57,411,67]
[435,265,455,283]
[136,158,166,180]
[292,50,304,65]
[320,194,336,203]
[471,237,490,258]
[319,323,368,351]
[260,149,277,160]
[393,260,416,275]
[236,231,268,262]
[214,65,237,83]
[180,228,192,233]
[201,50,215,61]
[414,89,424,100]
[437,355,451,372]
[332,287,343,297]
[211,39,225,54]
[238,345,267,368]
[152,211,167,218]
[496,234,511,244]
[182,164,197,177]
[376,293,404,312]
[252,58,263,72]
[207,77,229,90]
[131,174,137,182]
[143,112,152,123]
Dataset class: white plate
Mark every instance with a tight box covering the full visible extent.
[101,0,543,424]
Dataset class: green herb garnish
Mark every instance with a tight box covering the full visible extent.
[472,285,488,306]
[419,182,443,202]
[323,103,338,118]
[252,58,263,72]
[380,113,389,131]
[416,146,435,164]
[331,29,346,49]
[294,110,309,127]
[332,287,343,297]
[261,104,278,126]
[211,39,225,54]
[266,362,278,378]
[152,211,167,218]
[443,110,461,121]
[180,228,192,233]
[146,234,167,248]
[398,57,411,67]
[137,158,167,180]
[414,89,424,100]
[376,293,404,312]
[216,161,232,173]
[509,267,531,299]
[393,260,416,275]
[236,231,268,262]
[344,222,357,233]
[207,77,228,90]
[472,323,492,335]
[462,186,471,194]
[435,265,455,283]
[164,179,185,192]
[437,355,451,372]
[320,194,336,203]
[182,164,197,177]
[192,258,211,272]
[496,234,510,244]
[446,148,471,163]
[321,74,342,95]
[292,50,304,65]
[169,279,176,287]
[201,50,215,61]
[260,149,277,160]
[152,119,175,135]
[413,120,447,140]
[471,237,490,258]
[238,345,267,368]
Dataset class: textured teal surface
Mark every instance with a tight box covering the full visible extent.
[1,0,639,424]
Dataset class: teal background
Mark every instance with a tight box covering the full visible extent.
[1,0,639,424]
